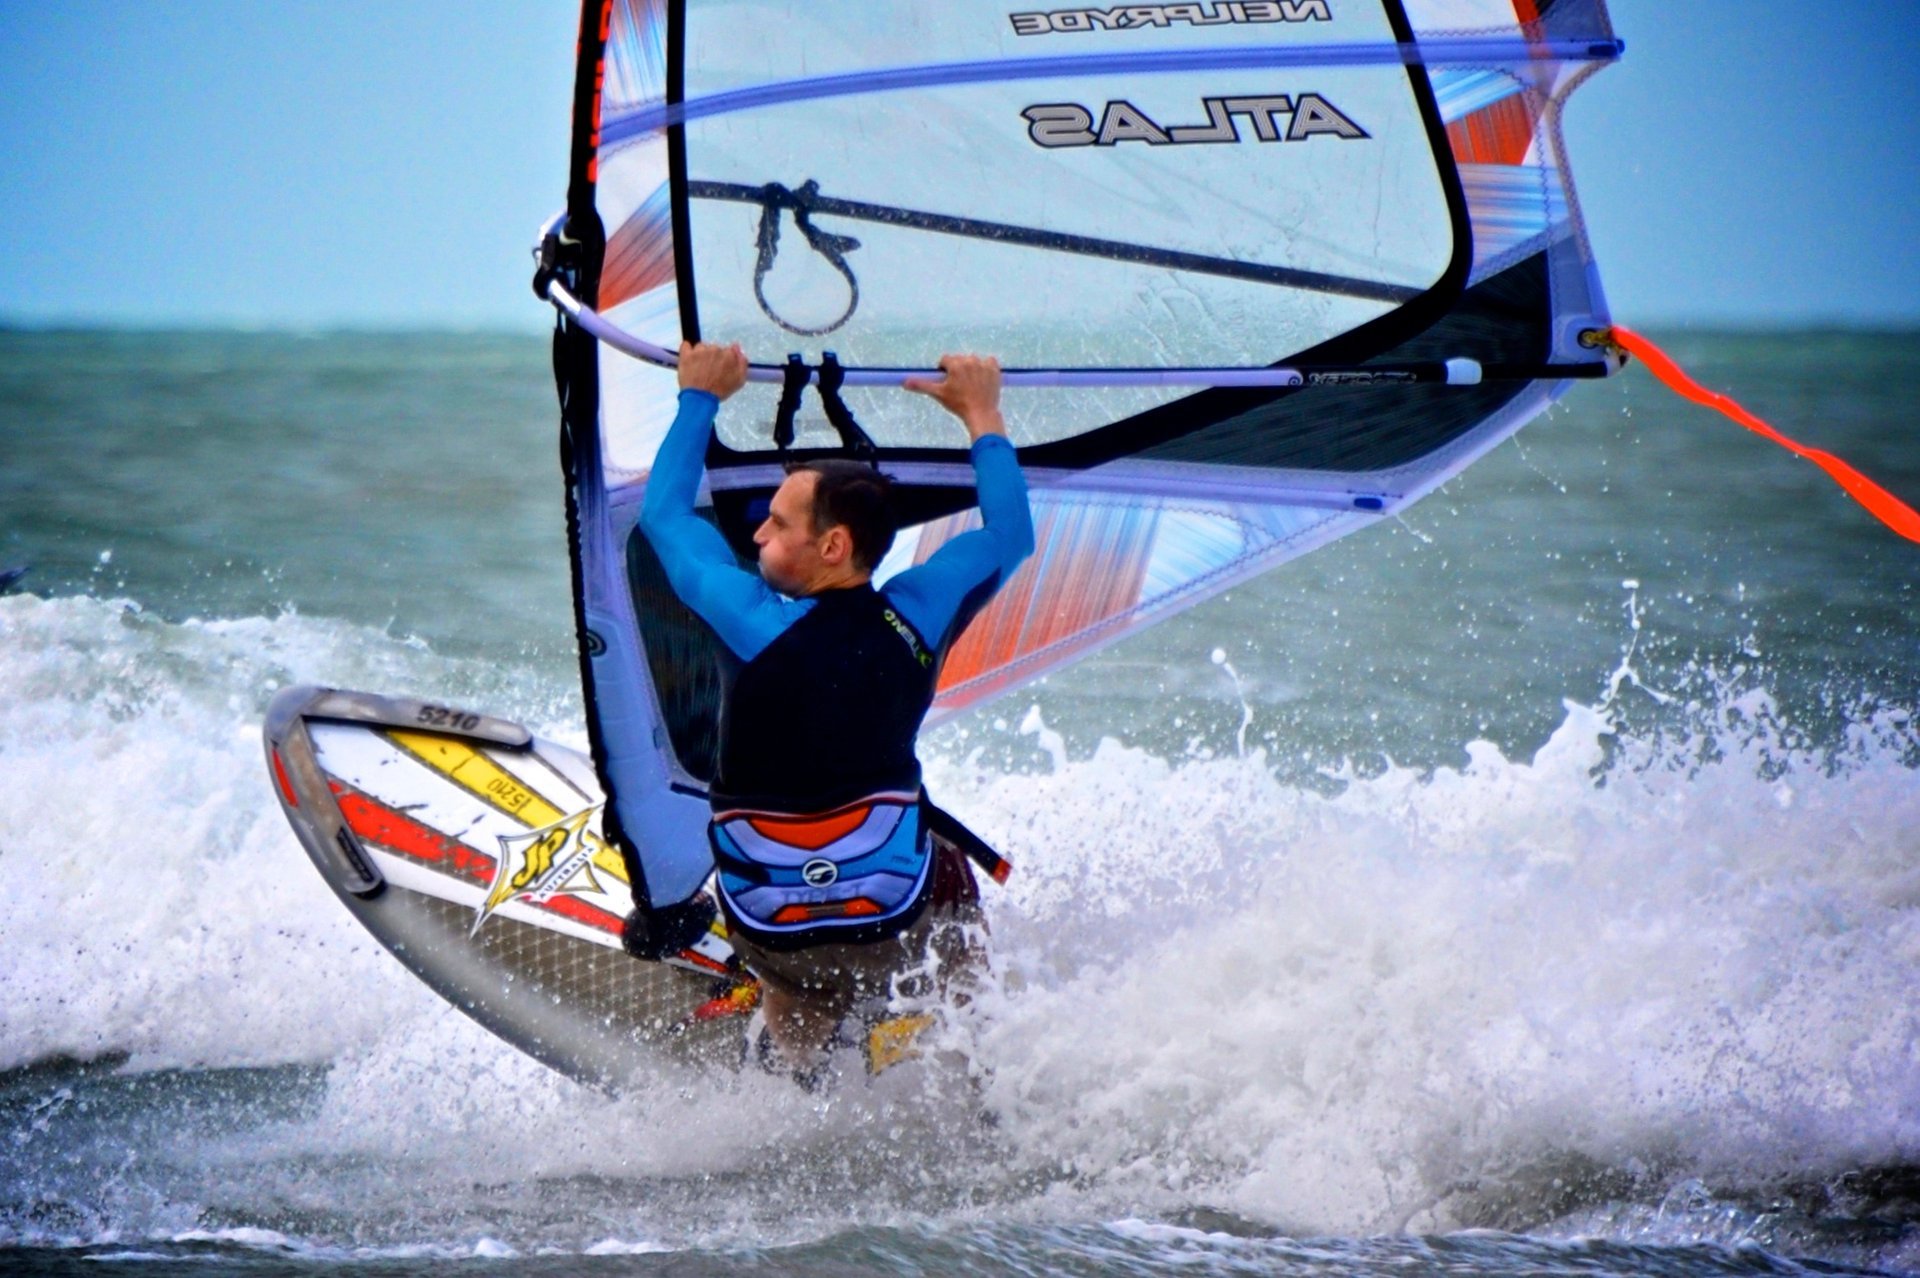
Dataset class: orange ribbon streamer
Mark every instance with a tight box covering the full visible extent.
[1606,326,1920,543]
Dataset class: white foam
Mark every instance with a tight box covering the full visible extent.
[4,590,1916,1248]
[0,594,569,1072]
[168,1226,296,1250]
[931,693,1920,1233]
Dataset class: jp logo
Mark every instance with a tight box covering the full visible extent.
[801,859,839,887]
[473,805,606,936]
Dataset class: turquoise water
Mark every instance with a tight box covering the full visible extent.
[1,329,1916,1275]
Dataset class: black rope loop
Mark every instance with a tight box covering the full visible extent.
[749,180,861,336]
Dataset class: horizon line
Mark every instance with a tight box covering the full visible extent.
[5,316,1919,339]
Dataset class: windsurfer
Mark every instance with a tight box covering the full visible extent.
[632,341,1034,1074]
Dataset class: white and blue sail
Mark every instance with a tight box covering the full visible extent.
[537,0,1622,911]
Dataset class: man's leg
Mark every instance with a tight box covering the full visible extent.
[757,977,850,1069]
[731,843,989,1077]
[733,929,927,1075]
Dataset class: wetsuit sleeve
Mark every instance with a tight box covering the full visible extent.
[885,434,1035,648]
[638,389,805,662]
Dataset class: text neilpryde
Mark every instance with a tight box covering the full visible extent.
[1009,2,1333,35]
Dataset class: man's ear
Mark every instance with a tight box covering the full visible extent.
[819,524,853,566]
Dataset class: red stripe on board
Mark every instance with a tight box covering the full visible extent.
[271,749,299,808]
[514,884,625,935]
[520,885,624,935]
[330,782,625,937]
[679,948,733,976]
[335,782,481,873]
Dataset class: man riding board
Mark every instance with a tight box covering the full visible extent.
[632,341,1034,1074]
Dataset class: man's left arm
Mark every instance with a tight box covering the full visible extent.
[890,355,1035,646]
[885,433,1034,649]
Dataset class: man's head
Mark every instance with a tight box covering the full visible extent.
[753,460,896,596]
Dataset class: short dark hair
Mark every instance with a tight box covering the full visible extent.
[787,459,896,572]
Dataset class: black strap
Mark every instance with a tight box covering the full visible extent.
[765,353,879,462]
[771,353,808,451]
[922,795,1013,885]
[814,352,879,464]
[743,179,862,335]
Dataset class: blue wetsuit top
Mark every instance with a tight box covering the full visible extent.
[640,389,1034,942]
[640,388,1034,672]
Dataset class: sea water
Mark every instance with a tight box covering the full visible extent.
[1,329,1915,1276]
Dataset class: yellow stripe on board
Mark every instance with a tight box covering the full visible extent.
[382,730,629,886]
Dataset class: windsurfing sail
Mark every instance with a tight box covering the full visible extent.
[538,0,1622,910]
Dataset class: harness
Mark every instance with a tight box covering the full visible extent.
[709,791,1012,949]
[710,791,930,942]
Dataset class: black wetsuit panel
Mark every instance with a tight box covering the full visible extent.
[713,584,938,814]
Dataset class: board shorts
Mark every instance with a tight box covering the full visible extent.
[725,834,984,1019]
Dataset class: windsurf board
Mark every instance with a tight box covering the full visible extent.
[261,685,751,1089]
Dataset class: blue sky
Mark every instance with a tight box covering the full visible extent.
[1,1,1914,328]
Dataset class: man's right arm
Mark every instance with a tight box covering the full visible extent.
[638,387,795,662]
